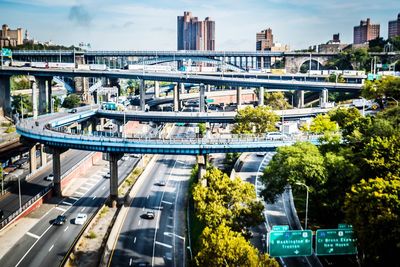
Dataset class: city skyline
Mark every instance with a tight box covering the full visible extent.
[0,0,398,50]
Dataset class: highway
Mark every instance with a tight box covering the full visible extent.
[237,152,322,267]
[0,154,139,267]
[110,126,195,267]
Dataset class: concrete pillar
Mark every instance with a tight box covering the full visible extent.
[0,75,11,118]
[236,87,242,107]
[173,83,180,112]
[109,153,123,207]
[29,145,37,173]
[154,81,160,98]
[199,84,205,112]
[37,77,47,115]
[52,149,62,196]
[319,89,328,107]
[206,84,211,92]
[32,80,38,119]
[258,87,265,106]
[47,78,53,113]
[260,57,264,69]
[140,79,146,111]
[180,83,185,94]
[197,155,207,186]
[295,90,305,108]
[40,144,47,167]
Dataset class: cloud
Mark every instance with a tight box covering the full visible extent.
[68,5,92,27]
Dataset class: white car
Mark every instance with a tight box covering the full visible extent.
[45,174,54,181]
[266,132,287,140]
[122,155,129,161]
[75,213,87,225]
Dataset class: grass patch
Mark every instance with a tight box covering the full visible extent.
[87,231,97,239]
[5,126,16,133]
[99,206,109,218]
[1,122,12,127]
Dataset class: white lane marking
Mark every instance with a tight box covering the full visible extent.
[133,237,137,244]
[69,197,79,201]
[85,181,96,186]
[138,220,141,226]
[161,200,173,205]
[64,226,69,232]
[80,186,91,191]
[81,207,86,212]
[129,258,132,266]
[166,225,173,228]
[102,186,106,190]
[26,232,40,239]
[155,241,172,249]
[75,190,85,195]
[48,244,54,252]
[92,196,96,200]
[62,201,73,206]
[142,206,145,211]
[56,207,67,212]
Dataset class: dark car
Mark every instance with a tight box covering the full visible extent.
[53,215,66,225]
[142,211,155,220]
[0,209,4,219]
[69,108,77,113]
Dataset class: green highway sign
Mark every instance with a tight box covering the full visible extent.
[272,225,289,231]
[316,229,357,255]
[1,48,12,57]
[338,223,353,229]
[269,230,313,257]
[206,99,214,103]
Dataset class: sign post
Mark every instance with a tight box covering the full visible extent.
[269,230,313,257]
[316,229,357,255]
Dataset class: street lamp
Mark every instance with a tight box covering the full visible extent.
[295,182,309,229]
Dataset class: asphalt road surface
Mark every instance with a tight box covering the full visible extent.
[0,154,138,267]
[110,126,195,267]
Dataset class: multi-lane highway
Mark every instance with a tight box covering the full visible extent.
[109,126,195,267]
[0,154,138,267]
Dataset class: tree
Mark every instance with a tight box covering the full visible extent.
[264,92,290,109]
[11,94,32,115]
[195,224,278,267]
[361,76,400,101]
[10,75,30,91]
[52,96,61,112]
[192,167,264,231]
[62,94,81,108]
[198,123,206,137]
[344,176,400,266]
[126,79,140,95]
[232,106,279,134]
[325,73,345,83]
[328,107,361,128]
[308,114,339,134]
[260,142,326,203]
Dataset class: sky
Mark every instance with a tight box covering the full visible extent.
[0,0,398,51]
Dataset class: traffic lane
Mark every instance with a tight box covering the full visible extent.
[4,156,137,267]
[110,155,170,266]
[0,150,91,219]
[18,156,138,267]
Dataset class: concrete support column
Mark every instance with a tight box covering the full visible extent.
[36,77,47,115]
[47,78,53,113]
[154,81,160,98]
[206,84,211,92]
[173,83,180,112]
[295,90,305,108]
[258,87,265,106]
[319,89,328,107]
[0,75,11,118]
[197,155,207,186]
[260,57,264,69]
[180,83,185,94]
[236,86,242,107]
[109,153,123,207]
[40,144,47,167]
[29,145,37,173]
[32,80,38,119]
[199,84,206,112]
[140,79,146,111]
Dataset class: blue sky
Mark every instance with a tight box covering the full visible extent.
[0,0,398,50]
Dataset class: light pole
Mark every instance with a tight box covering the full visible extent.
[18,175,22,210]
[295,182,309,229]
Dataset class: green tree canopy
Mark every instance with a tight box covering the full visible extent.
[11,94,32,115]
[62,94,81,108]
[192,167,264,231]
[195,224,278,267]
[232,106,279,134]
[264,92,290,109]
[308,114,339,134]
[11,75,30,91]
[328,107,361,128]
[344,176,400,266]
[361,76,400,100]
[325,73,345,83]
[261,142,326,203]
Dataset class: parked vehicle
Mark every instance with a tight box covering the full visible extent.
[45,174,54,181]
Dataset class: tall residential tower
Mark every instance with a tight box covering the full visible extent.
[388,13,400,38]
[177,11,215,51]
[353,18,380,44]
